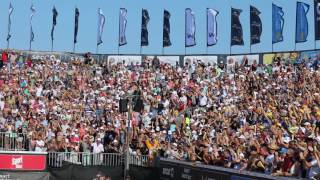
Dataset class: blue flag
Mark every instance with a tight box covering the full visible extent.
[272,4,284,44]
[296,2,309,43]
[185,8,196,47]
[97,8,105,46]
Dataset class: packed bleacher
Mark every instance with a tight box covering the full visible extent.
[0,51,319,178]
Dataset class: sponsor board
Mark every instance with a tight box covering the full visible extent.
[0,154,46,171]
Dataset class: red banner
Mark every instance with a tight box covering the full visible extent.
[0,154,46,171]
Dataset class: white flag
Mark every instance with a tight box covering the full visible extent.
[97,8,105,46]
[185,8,196,47]
[207,8,218,46]
[119,8,127,46]
[30,4,36,42]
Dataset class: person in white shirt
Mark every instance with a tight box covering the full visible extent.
[92,138,104,165]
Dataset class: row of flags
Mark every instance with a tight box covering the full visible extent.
[4,2,318,50]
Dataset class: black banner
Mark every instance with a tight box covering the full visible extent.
[163,10,172,47]
[158,161,230,180]
[129,165,159,180]
[0,171,49,180]
[231,8,244,46]
[250,6,262,44]
[49,163,123,180]
[315,0,320,40]
[141,9,150,46]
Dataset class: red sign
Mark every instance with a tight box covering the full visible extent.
[0,154,46,171]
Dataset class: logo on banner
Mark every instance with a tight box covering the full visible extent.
[12,156,23,169]
[162,168,174,178]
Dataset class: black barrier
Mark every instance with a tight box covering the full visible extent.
[49,163,123,180]
[158,158,294,180]
[0,171,49,180]
[129,165,159,180]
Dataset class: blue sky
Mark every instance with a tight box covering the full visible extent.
[0,0,315,55]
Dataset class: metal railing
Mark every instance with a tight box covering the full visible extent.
[47,152,124,168]
[47,152,151,168]
[0,132,28,151]
[129,154,150,167]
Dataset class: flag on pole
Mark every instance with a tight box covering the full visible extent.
[119,8,127,46]
[296,2,309,43]
[97,8,105,46]
[185,8,196,47]
[231,8,244,46]
[207,8,218,46]
[74,8,80,44]
[163,10,171,47]
[7,3,13,42]
[51,6,58,41]
[30,4,36,43]
[250,6,262,44]
[141,9,150,46]
[272,4,284,44]
[315,0,320,40]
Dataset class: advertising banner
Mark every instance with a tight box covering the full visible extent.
[263,52,299,65]
[297,50,320,64]
[183,56,218,66]
[0,153,46,171]
[0,172,49,180]
[107,56,142,66]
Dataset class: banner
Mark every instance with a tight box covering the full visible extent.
[0,172,49,180]
[74,8,80,44]
[250,6,262,44]
[227,54,259,73]
[185,8,196,47]
[119,8,128,46]
[163,10,172,47]
[129,165,159,180]
[146,56,179,66]
[263,52,299,65]
[296,2,310,43]
[0,153,46,171]
[141,9,150,46]
[108,56,141,66]
[298,50,320,64]
[207,8,219,46]
[51,6,58,41]
[97,8,105,46]
[231,8,244,46]
[184,56,218,65]
[315,0,320,40]
[49,163,123,180]
[272,4,284,44]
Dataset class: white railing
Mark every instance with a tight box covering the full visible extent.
[0,132,28,151]
[47,152,124,167]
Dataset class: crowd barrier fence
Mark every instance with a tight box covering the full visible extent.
[0,132,28,151]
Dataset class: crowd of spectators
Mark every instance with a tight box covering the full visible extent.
[0,51,319,178]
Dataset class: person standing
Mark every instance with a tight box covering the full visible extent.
[92,138,104,165]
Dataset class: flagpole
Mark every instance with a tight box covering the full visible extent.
[51,39,53,52]
[6,3,11,50]
[96,44,99,54]
[206,8,208,55]
[118,9,120,55]
[184,9,187,55]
